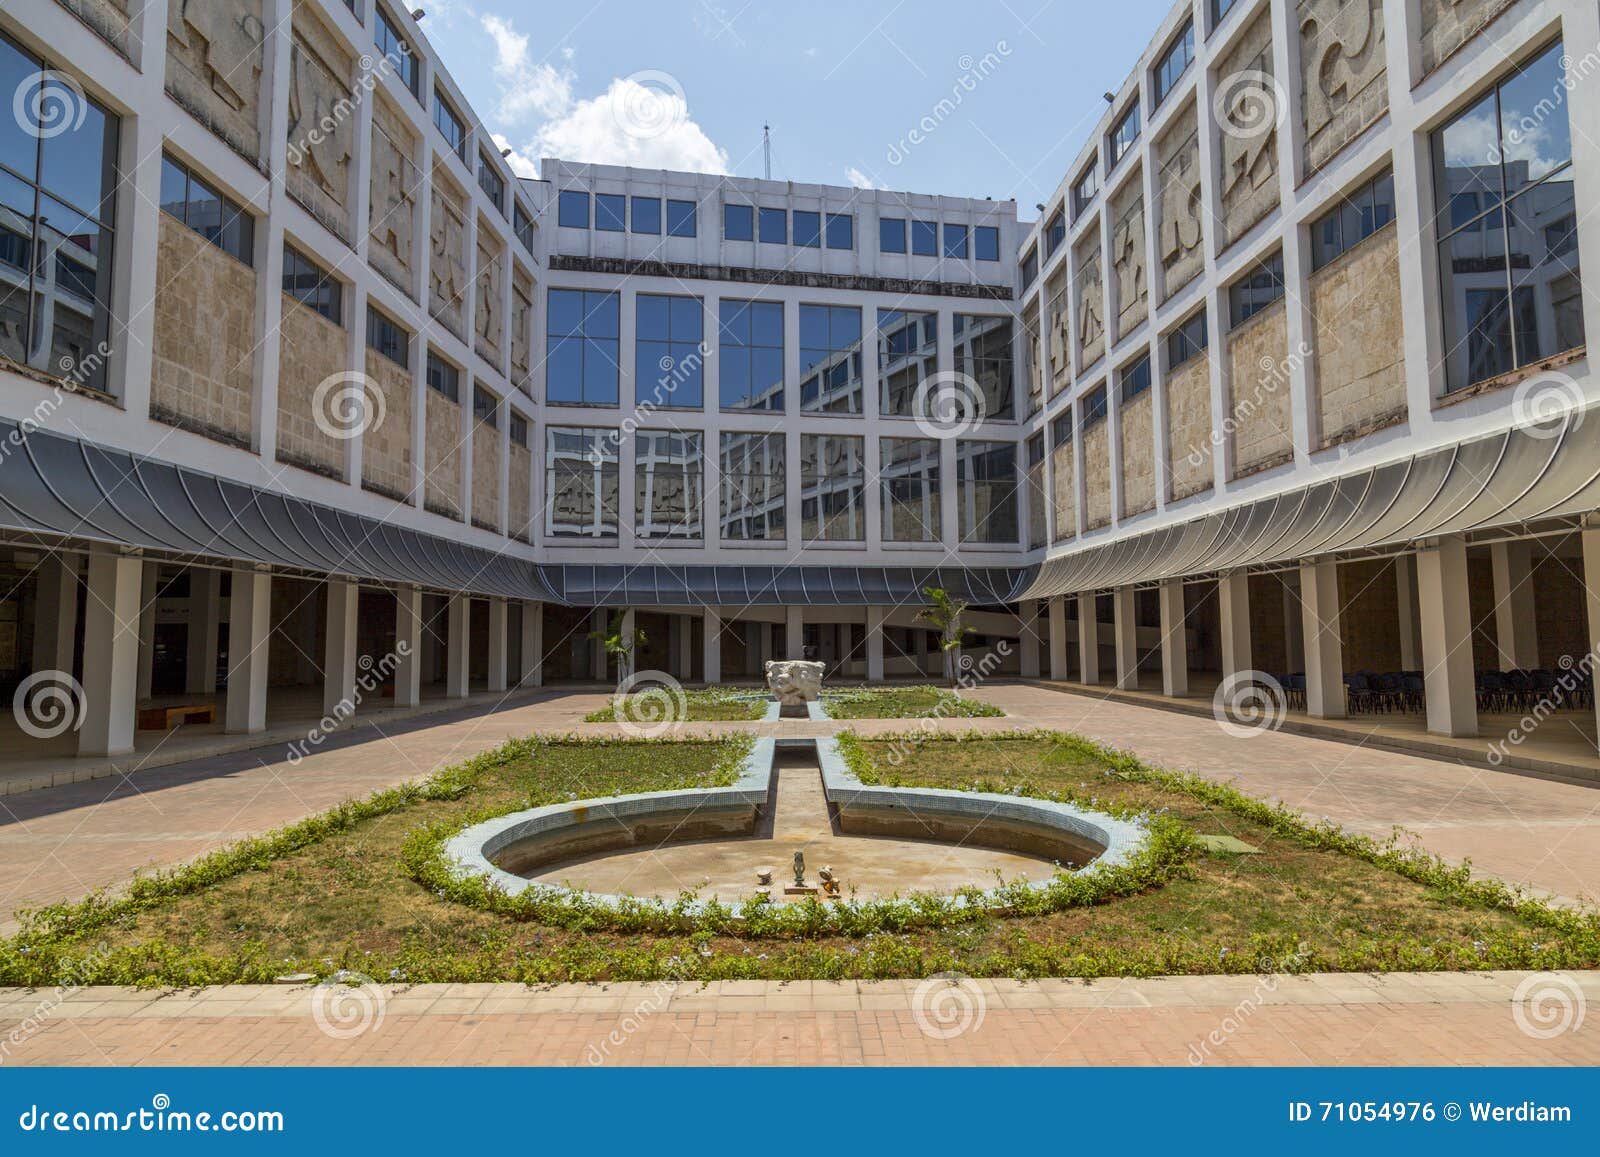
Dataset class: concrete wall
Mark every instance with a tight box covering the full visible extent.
[1216,8,1279,250]
[1155,107,1203,301]
[1226,301,1292,477]
[1110,174,1147,339]
[1165,354,1213,501]
[1119,388,1155,518]
[472,412,500,530]
[1298,0,1388,175]
[361,349,413,502]
[423,388,462,518]
[1419,0,1516,76]
[285,1,354,242]
[429,168,468,339]
[275,295,346,478]
[368,93,418,294]
[1310,224,1406,448]
[1083,416,1111,531]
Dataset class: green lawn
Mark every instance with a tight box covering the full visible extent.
[5,731,1594,987]
[820,685,1005,719]
[583,687,767,722]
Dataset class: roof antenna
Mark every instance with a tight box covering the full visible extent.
[763,122,772,180]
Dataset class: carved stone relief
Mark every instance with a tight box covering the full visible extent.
[1419,0,1515,76]
[286,7,355,241]
[55,0,132,57]
[166,0,266,163]
[1299,0,1387,173]
[368,96,418,294]
[511,268,534,389]
[1156,111,1204,299]
[475,227,504,363]
[429,168,468,336]
[1074,233,1105,369]
[1110,178,1147,338]
[1215,9,1280,248]
[1046,271,1071,394]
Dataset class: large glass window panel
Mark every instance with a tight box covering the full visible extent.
[1497,42,1572,194]
[37,80,115,222]
[595,193,625,231]
[954,313,1015,419]
[943,223,968,259]
[546,288,619,405]
[666,198,696,237]
[724,202,753,241]
[631,196,660,234]
[825,213,853,249]
[635,430,703,539]
[974,225,1000,261]
[911,219,937,256]
[1508,175,1583,365]
[720,431,785,541]
[759,206,786,243]
[636,293,703,408]
[799,303,862,413]
[545,426,620,538]
[957,440,1019,544]
[794,210,821,247]
[0,170,36,367]
[879,216,906,253]
[878,308,937,416]
[719,298,784,410]
[880,437,941,543]
[557,189,589,228]
[801,433,865,541]
[0,36,39,182]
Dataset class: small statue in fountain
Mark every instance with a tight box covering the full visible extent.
[818,865,841,898]
[792,850,806,887]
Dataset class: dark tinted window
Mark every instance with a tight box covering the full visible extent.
[666,199,696,237]
[160,154,254,265]
[879,216,906,253]
[975,225,1000,261]
[825,213,853,249]
[558,189,588,228]
[1229,252,1285,327]
[426,352,459,401]
[631,196,660,234]
[724,202,753,241]
[367,309,409,368]
[283,244,342,324]
[911,219,937,256]
[759,206,786,243]
[1311,170,1395,271]
[1167,311,1208,367]
[595,193,625,231]
[794,210,820,247]
[943,223,969,259]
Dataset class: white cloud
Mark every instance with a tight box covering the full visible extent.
[482,13,573,122]
[492,133,539,179]
[845,166,885,189]
[532,77,730,174]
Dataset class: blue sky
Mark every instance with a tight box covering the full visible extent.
[417,0,1174,219]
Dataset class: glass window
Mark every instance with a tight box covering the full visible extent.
[1311,170,1395,271]
[282,244,342,324]
[974,225,1000,261]
[636,293,704,408]
[1432,40,1582,392]
[943,223,969,259]
[1082,384,1108,428]
[473,384,498,427]
[546,288,620,405]
[801,434,865,541]
[794,210,821,247]
[957,440,1019,544]
[825,212,853,249]
[880,437,941,543]
[1120,354,1151,403]
[631,196,661,234]
[513,202,536,251]
[1045,210,1066,257]
[366,308,409,369]
[426,351,459,401]
[1211,0,1238,30]
[799,304,863,413]
[954,313,1015,420]
[878,309,938,417]
[759,206,786,243]
[1154,20,1194,107]
[1026,431,1047,550]
[433,91,466,160]
[558,189,589,228]
[1052,411,1073,448]
[1072,167,1099,218]
[879,216,906,253]
[666,198,696,237]
[718,299,784,410]
[594,192,625,231]
[159,154,254,264]
[477,152,505,212]
[1229,251,1285,327]
[374,6,419,97]
[1167,310,1208,368]
[911,219,938,256]
[724,202,753,241]
[1019,246,1039,290]
[635,430,703,539]
[545,426,620,539]
[720,431,785,540]
[1108,102,1140,166]
[509,412,528,447]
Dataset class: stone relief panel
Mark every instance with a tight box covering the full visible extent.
[1215,9,1280,248]
[1156,111,1204,300]
[475,227,504,365]
[1299,0,1387,174]
[1419,0,1515,76]
[275,296,346,479]
[1082,404,1112,531]
[361,348,413,502]
[368,96,419,294]
[1119,388,1155,518]
[1310,223,1407,446]
[1226,301,1293,477]
[424,387,462,519]
[1073,232,1105,369]
[509,439,533,543]
[429,167,468,337]
[1051,437,1075,541]
[472,415,501,530]
[1023,302,1042,416]
[511,268,534,390]
[166,0,266,164]
[54,0,132,57]
[1046,270,1072,395]
[286,4,355,242]
[1110,177,1148,338]
[1165,354,1214,501]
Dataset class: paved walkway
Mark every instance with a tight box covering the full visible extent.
[3,973,1593,1066]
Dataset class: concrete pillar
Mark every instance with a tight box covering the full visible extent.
[1218,572,1252,678]
[1112,588,1138,690]
[1047,596,1068,680]
[1158,580,1188,697]
[136,561,158,700]
[393,586,423,707]
[1395,554,1421,670]
[78,551,142,756]
[865,606,887,682]
[520,600,544,687]
[1282,580,1304,672]
[32,552,79,677]
[1490,541,1539,671]
[618,607,636,683]
[487,598,508,692]
[323,580,359,716]
[1076,593,1099,685]
[185,567,220,694]
[785,605,804,660]
[446,594,470,698]
[1416,537,1477,737]
[1018,600,1041,679]
[224,568,271,735]
[1299,561,1346,719]
[702,608,722,685]
[1583,529,1600,752]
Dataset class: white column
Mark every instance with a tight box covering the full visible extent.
[1076,593,1100,685]
[1416,537,1477,738]
[1300,561,1346,719]
[520,600,544,687]
[1158,580,1188,697]
[225,568,271,735]
[1018,600,1041,679]
[865,606,886,682]
[31,552,79,677]
[323,579,359,716]
[1218,572,1252,678]
[1583,529,1600,752]
[1047,596,1068,680]
[77,551,142,757]
[1490,541,1539,671]
[136,561,157,701]
[487,598,508,692]
[618,607,637,683]
[185,567,220,694]
[785,605,804,659]
[1112,588,1138,690]
[446,594,470,699]
[393,586,423,707]
[1395,553,1421,669]
[702,608,722,685]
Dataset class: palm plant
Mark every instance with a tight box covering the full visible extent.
[589,610,646,686]
[916,585,973,687]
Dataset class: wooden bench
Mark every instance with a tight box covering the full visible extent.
[137,703,216,731]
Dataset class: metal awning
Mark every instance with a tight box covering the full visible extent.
[537,563,1032,608]
[1018,409,1600,600]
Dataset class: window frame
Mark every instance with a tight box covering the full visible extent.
[557,189,589,229]
[666,198,697,237]
[432,89,467,161]
[282,243,343,325]
[723,202,754,241]
[1153,19,1195,108]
